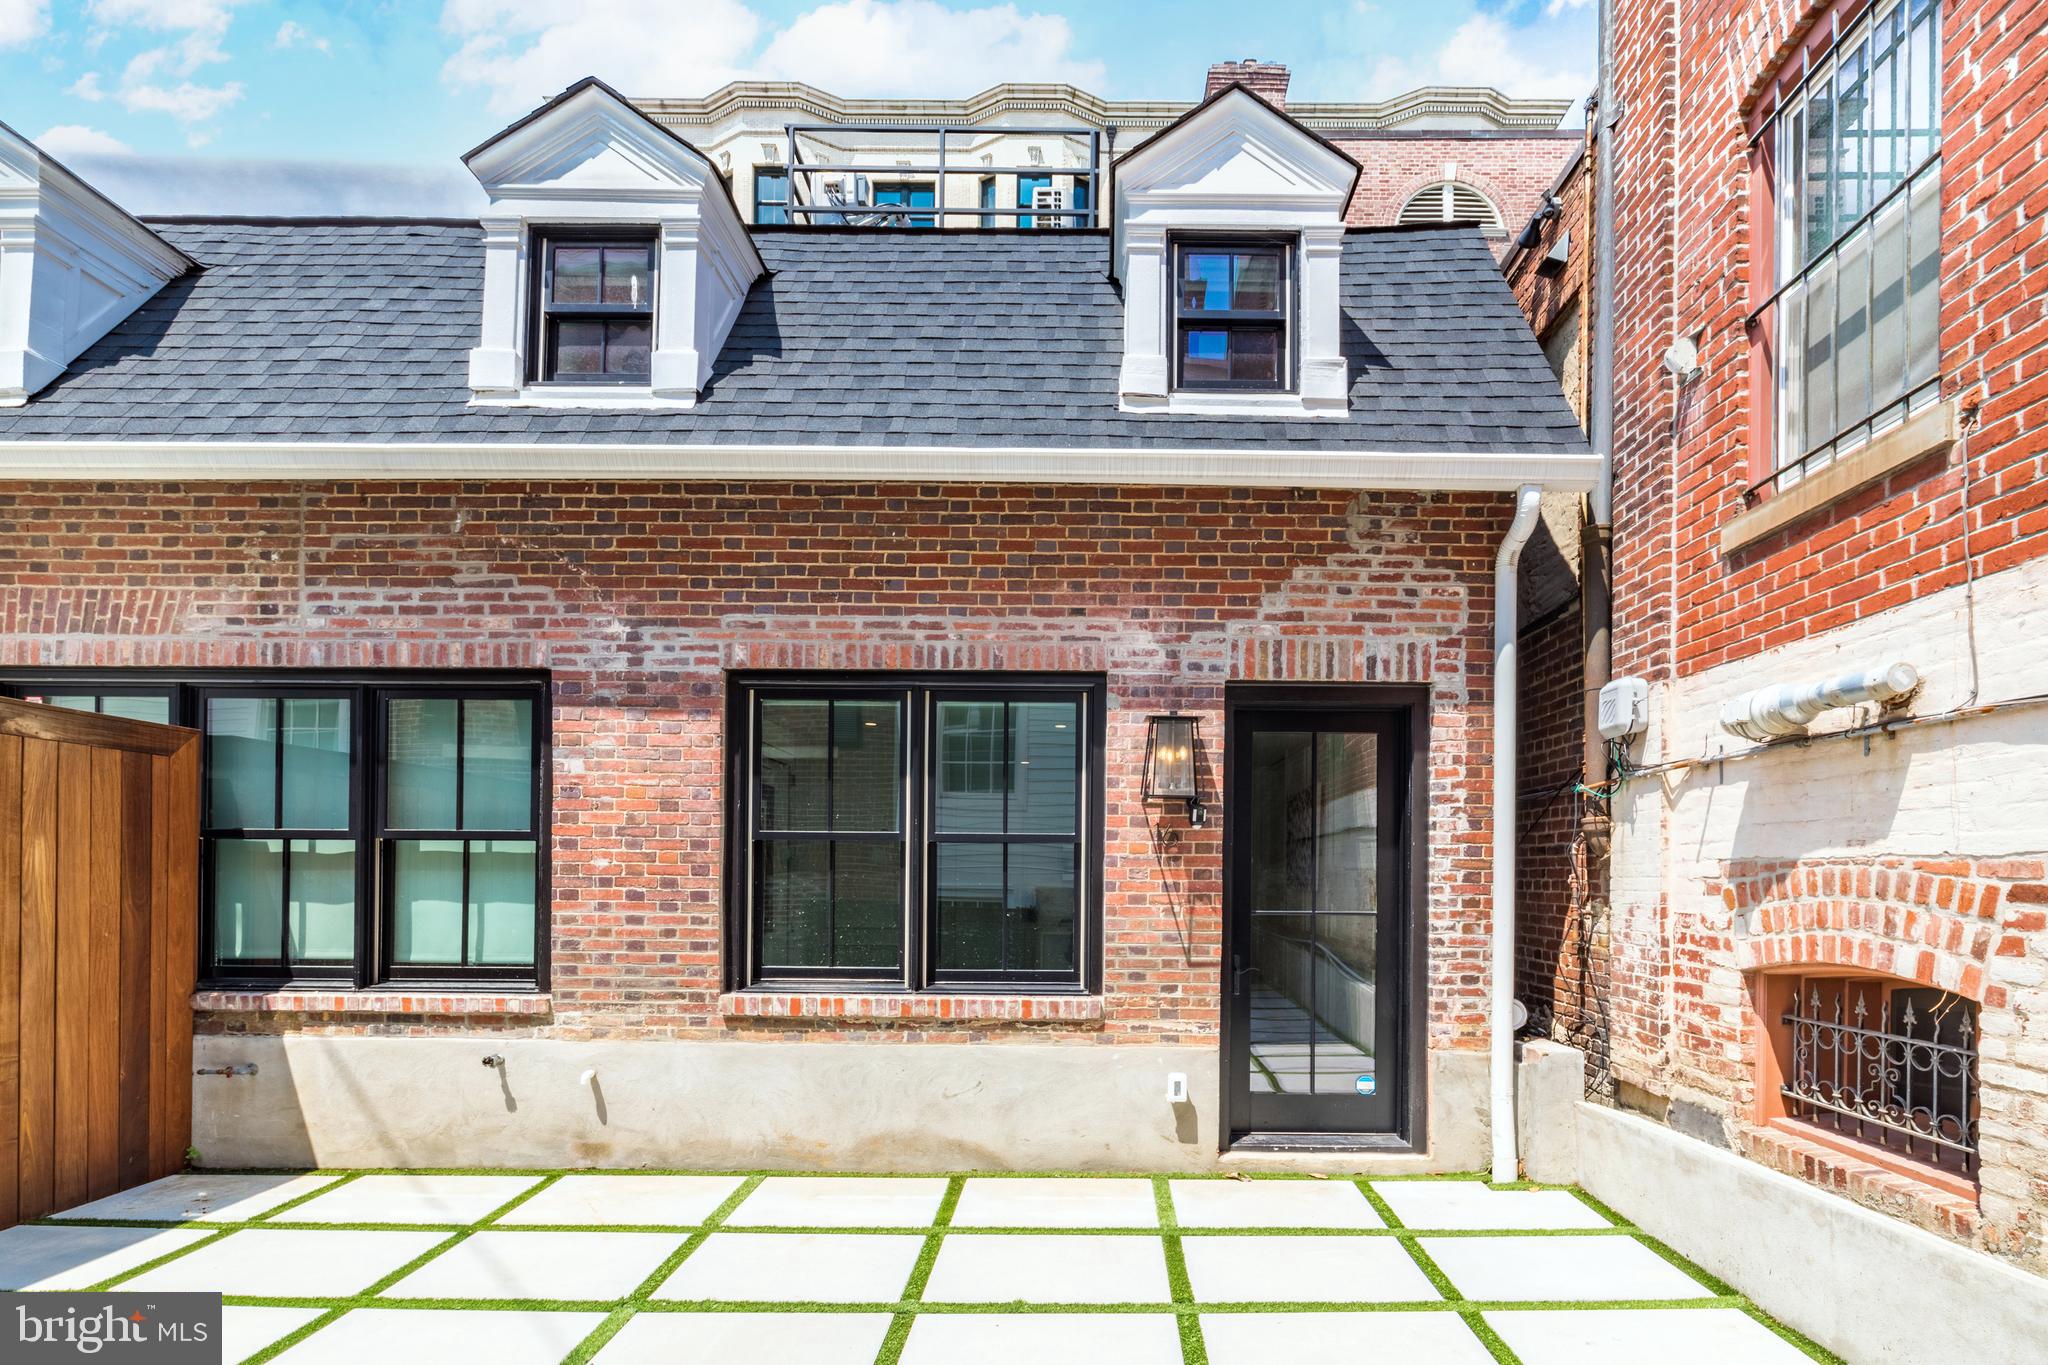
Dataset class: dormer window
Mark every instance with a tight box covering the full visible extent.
[531,233,655,384]
[1173,239,1291,392]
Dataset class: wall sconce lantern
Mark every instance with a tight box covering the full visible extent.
[1143,713,1206,826]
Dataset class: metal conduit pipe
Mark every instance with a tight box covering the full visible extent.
[1492,483,1545,1184]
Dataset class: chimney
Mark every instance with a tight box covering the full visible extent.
[1204,58,1290,110]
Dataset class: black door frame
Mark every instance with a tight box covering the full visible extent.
[1219,683,1431,1153]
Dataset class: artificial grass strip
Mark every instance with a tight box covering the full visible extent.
[1627,1229,1739,1297]
[1741,1302,1849,1364]
[1153,1175,1210,1365]
[1354,1177,1404,1228]
[560,1173,763,1365]
[1458,1308,1527,1365]
[874,1175,962,1365]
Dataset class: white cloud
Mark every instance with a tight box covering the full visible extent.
[756,0,1104,96]
[36,123,134,157]
[440,0,763,115]
[0,0,49,50]
[70,71,107,101]
[1361,12,1593,104]
[0,0,47,48]
[1544,0,1592,15]
[118,77,245,123]
[438,0,1105,116]
[80,0,255,127]
[274,19,328,53]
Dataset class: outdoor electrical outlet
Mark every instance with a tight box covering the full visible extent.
[1166,1072,1189,1103]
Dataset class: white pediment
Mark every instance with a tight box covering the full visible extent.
[1116,87,1357,215]
[0,120,191,406]
[467,83,714,205]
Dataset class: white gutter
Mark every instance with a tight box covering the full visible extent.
[0,440,1604,492]
[1491,482,1544,1183]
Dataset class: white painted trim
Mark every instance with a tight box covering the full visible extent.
[468,387,696,411]
[1118,392,1350,419]
[0,440,1603,490]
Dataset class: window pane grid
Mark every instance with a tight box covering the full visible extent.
[740,683,1093,990]
[1172,240,1290,393]
[381,694,539,973]
[203,693,357,971]
[1766,0,1941,482]
[536,235,654,383]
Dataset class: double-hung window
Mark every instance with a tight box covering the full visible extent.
[1760,0,1942,483]
[753,167,790,224]
[1,673,549,990]
[531,233,654,383]
[1173,238,1292,392]
[731,676,1102,992]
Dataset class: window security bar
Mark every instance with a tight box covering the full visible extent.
[1781,981,1977,1176]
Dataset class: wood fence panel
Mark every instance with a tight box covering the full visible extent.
[0,733,20,1227]
[0,700,199,1230]
[18,737,56,1221]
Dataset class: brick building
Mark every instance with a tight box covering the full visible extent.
[0,84,1595,1172]
[1545,0,2048,1299]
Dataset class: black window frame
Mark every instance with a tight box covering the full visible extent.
[1170,235,1296,394]
[527,227,657,386]
[753,166,790,225]
[0,670,551,993]
[726,673,1105,995]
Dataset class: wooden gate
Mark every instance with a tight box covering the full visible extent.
[0,697,198,1227]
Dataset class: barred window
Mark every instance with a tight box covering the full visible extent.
[1765,0,1942,481]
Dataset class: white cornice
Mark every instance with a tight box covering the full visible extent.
[634,81,1573,135]
[0,440,1601,492]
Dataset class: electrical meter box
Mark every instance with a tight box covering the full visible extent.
[1598,677,1649,741]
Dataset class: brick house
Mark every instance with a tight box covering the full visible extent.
[0,82,1595,1173]
[1533,0,2048,1310]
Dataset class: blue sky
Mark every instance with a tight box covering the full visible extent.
[0,0,1595,214]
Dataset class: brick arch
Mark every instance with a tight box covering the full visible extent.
[1718,857,2015,1002]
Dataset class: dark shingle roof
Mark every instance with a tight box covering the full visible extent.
[0,222,1588,451]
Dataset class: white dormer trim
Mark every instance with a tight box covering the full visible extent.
[1112,86,1358,418]
[0,122,191,407]
[462,78,764,408]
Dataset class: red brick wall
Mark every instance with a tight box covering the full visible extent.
[0,481,1512,1054]
[1614,0,2048,679]
[1337,134,1581,258]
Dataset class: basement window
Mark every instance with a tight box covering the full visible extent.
[1172,239,1292,392]
[530,233,654,384]
[1763,973,1978,1182]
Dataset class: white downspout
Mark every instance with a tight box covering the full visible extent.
[1491,482,1544,1183]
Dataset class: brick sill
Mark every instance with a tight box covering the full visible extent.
[194,989,553,1017]
[1747,1118,1979,1213]
[1721,399,1958,555]
[718,991,1105,1023]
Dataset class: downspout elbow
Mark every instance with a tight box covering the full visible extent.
[1491,483,1544,1185]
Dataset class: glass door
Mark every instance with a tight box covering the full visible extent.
[1225,704,1407,1140]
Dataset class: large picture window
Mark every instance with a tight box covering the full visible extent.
[730,676,1102,992]
[1,672,548,990]
[1760,0,1941,481]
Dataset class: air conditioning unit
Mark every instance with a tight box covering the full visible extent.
[1031,185,1067,229]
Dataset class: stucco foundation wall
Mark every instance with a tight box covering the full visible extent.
[189,1035,1504,1173]
[1577,1103,2048,1365]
